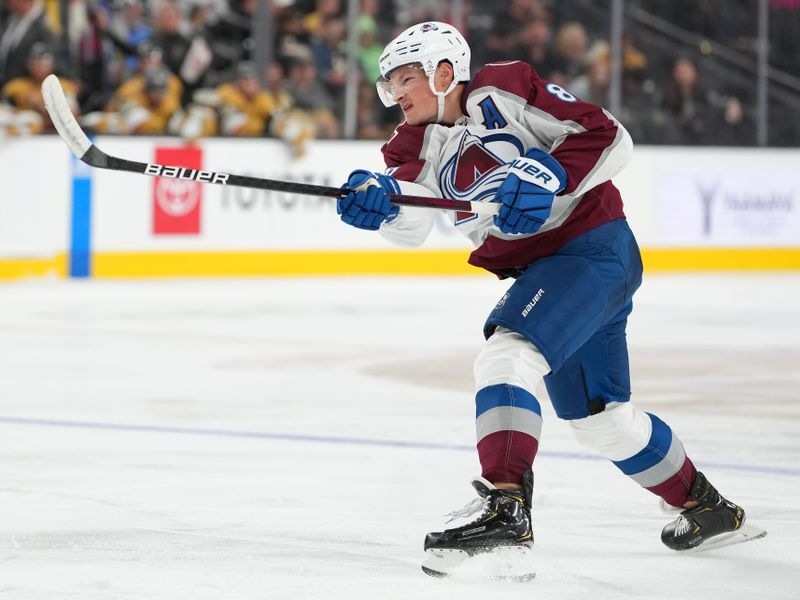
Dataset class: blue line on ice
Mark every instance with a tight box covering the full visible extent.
[2,415,798,477]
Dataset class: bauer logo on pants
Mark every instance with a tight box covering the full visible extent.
[153,147,203,235]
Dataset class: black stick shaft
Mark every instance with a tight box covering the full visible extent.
[84,146,485,214]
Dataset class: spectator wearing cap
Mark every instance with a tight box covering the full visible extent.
[1,42,78,135]
[0,0,55,87]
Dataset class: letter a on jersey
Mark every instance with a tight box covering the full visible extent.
[478,96,508,129]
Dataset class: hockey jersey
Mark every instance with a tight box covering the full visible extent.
[378,61,633,277]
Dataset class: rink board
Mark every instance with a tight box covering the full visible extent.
[1,137,799,279]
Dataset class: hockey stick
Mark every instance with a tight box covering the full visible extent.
[41,75,499,216]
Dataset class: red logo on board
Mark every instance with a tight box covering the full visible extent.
[153,147,202,235]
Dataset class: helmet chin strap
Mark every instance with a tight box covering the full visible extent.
[435,92,446,123]
[429,78,460,124]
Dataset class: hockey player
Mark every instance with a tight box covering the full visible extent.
[335,22,760,577]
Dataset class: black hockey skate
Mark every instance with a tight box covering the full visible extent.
[422,470,535,580]
[661,471,765,551]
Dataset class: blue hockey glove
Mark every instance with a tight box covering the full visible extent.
[493,148,568,235]
[337,170,401,231]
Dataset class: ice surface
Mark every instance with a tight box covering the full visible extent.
[1,274,799,600]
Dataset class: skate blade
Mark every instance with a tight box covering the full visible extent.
[421,548,469,578]
[690,522,767,553]
[422,544,535,582]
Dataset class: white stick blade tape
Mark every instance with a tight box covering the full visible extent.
[42,74,92,159]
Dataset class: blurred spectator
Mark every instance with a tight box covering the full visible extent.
[0,0,792,148]
[483,19,521,64]
[150,2,190,75]
[0,0,55,87]
[83,63,182,134]
[617,67,680,144]
[1,42,78,136]
[355,79,384,140]
[109,0,151,78]
[520,18,557,79]
[283,49,339,139]
[355,13,382,83]
[260,60,319,157]
[276,5,312,67]
[75,2,117,112]
[551,22,589,86]
[150,1,212,97]
[262,61,294,114]
[498,0,541,23]
[209,0,255,71]
[310,16,347,96]
[570,41,610,105]
[302,0,341,37]
[359,0,384,35]
[174,60,287,139]
[660,56,715,144]
[709,96,755,146]
[621,32,647,73]
[769,0,800,75]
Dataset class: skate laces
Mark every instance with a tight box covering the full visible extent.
[444,496,489,524]
[674,515,694,537]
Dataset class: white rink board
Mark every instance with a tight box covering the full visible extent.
[91,136,471,252]
[1,136,799,260]
[614,147,800,247]
[0,137,70,257]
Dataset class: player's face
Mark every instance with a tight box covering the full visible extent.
[387,65,437,126]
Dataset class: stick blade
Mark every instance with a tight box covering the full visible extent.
[42,74,92,159]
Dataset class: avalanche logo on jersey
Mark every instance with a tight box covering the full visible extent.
[438,130,524,225]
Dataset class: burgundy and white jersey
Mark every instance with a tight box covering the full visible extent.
[378,61,633,276]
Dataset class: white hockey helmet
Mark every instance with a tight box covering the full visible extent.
[376,21,471,122]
